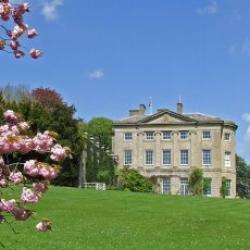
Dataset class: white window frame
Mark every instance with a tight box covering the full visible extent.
[145,149,154,165]
[162,178,171,194]
[124,132,133,142]
[162,149,171,166]
[224,152,231,167]
[124,150,132,166]
[224,133,231,141]
[180,150,189,165]
[180,131,189,140]
[202,131,211,140]
[202,149,212,166]
[162,131,172,140]
[145,131,154,141]
[180,178,189,196]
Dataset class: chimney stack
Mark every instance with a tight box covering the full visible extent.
[139,104,146,115]
[177,97,183,114]
[129,104,146,117]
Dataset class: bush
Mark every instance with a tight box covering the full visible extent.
[117,168,152,192]
[189,168,203,195]
[203,178,211,195]
[220,177,228,198]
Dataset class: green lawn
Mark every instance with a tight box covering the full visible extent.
[1,187,250,250]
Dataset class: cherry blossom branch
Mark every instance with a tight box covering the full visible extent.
[0,1,42,59]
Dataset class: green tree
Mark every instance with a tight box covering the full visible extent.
[189,168,203,195]
[236,155,250,198]
[86,117,115,185]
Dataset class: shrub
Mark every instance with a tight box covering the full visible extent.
[189,168,203,195]
[203,177,211,195]
[220,177,228,198]
[117,168,152,192]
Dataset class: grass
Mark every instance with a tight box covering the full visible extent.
[1,187,250,250]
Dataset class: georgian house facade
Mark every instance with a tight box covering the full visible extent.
[112,102,238,198]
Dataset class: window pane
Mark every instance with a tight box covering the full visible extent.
[180,131,188,140]
[225,152,231,167]
[203,150,211,165]
[203,131,211,139]
[162,131,172,140]
[124,132,132,141]
[163,150,171,165]
[180,150,189,165]
[124,150,132,166]
[224,133,230,141]
[146,131,154,140]
[180,178,189,196]
[145,150,153,165]
[162,178,171,194]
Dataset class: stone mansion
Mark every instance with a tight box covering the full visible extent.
[112,102,238,198]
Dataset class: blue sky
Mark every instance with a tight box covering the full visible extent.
[1,0,250,162]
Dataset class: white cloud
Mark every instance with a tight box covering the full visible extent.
[41,0,63,21]
[89,69,104,80]
[229,39,250,57]
[243,113,250,123]
[196,1,218,16]
[242,113,250,141]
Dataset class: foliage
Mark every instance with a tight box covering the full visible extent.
[203,177,211,195]
[31,88,63,108]
[188,168,203,195]
[236,155,250,198]
[220,177,228,198]
[117,168,152,192]
[86,117,115,185]
[0,0,42,59]
[0,110,70,233]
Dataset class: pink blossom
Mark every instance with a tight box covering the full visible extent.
[21,187,39,203]
[30,49,42,59]
[3,110,17,123]
[50,144,66,162]
[32,182,48,193]
[27,28,38,39]
[33,131,53,152]
[48,168,58,180]
[11,25,26,39]
[36,220,51,232]
[0,178,8,187]
[18,121,29,130]
[10,171,23,185]
[12,208,32,221]
[38,165,50,179]
[0,125,9,134]
[14,49,25,59]
[24,160,39,177]
[10,40,19,50]
[0,199,16,213]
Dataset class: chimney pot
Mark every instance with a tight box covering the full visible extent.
[177,100,183,114]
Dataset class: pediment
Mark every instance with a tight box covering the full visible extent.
[139,110,196,125]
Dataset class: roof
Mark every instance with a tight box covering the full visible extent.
[113,109,237,129]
